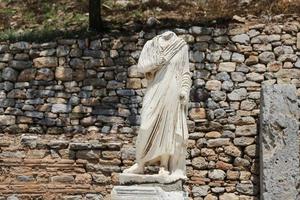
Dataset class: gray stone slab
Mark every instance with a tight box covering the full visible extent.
[260,84,300,200]
[111,186,188,200]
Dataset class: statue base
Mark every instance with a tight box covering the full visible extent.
[111,185,188,200]
[119,173,188,184]
[111,173,188,200]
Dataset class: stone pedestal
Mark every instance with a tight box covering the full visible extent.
[111,174,188,200]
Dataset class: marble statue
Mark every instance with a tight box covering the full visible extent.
[123,31,192,180]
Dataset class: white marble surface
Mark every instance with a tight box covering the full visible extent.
[123,31,192,180]
[111,185,188,200]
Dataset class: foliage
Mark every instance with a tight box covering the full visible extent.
[0,0,299,42]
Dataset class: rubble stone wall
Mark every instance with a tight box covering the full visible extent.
[0,16,299,199]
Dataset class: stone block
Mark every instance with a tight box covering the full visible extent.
[228,88,247,101]
[219,193,239,200]
[9,60,32,70]
[2,67,18,81]
[10,41,30,50]
[236,125,257,136]
[208,169,226,180]
[231,34,250,44]
[0,115,15,125]
[18,68,36,81]
[192,185,210,197]
[218,62,236,72]
[126,78,141,89]
[33,57,58,67]
[205,80,221,91]
[207,138,230,147]
[189,108,206,121]
[111,186,188,200]
[52,104,71,113]
[192,156,208,169]
[260,84,299,200]
[55,67,73,81]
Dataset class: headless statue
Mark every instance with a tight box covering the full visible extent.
[123,31,192,179]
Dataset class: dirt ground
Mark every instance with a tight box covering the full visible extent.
[0,0,299,41]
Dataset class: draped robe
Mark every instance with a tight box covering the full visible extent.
[135,32,191,174]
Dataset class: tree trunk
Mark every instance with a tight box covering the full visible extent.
[89,0,102,31]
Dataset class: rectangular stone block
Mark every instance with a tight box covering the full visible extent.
[111,186,188,200]
[260,84,300,200]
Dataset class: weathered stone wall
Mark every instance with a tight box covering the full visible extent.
[0,16,299,199]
